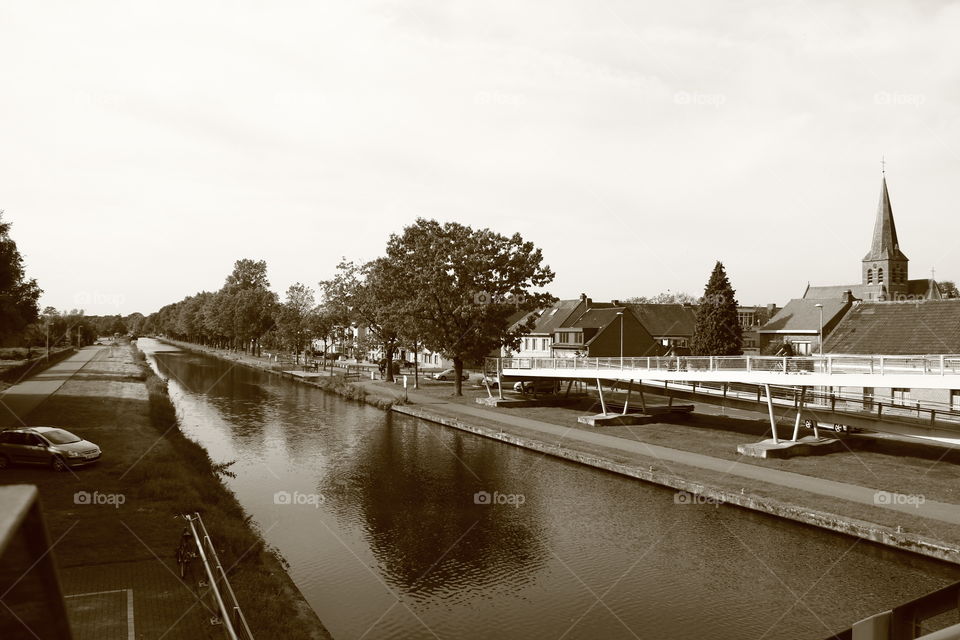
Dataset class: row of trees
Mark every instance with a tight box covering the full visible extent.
[146,219,556,394]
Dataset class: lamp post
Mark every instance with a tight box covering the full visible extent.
[616,311,624,361]
[815,303,824,356]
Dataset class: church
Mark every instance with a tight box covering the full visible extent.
[759,173,942,355]
[803,173,941,302]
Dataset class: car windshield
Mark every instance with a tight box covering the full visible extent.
[41,429,82,444]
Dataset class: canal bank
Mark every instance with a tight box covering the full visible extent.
[161,339,960,567]
[0,343,332,639]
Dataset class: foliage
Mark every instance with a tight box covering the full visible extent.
[626,291,699,304]
[383,218,555,394]
[939,280,959,299]
[0,211,42,341]
[690,261,742,356]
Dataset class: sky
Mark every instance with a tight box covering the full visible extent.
[2,0,960,316]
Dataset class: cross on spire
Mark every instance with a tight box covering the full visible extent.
[881,156,886,174]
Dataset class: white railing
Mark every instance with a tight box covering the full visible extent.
[491,354,960,377]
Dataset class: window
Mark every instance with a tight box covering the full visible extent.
[794,342,811,355]
[952,390,960,412]
[878,268,884,284]
[867,269,873,284]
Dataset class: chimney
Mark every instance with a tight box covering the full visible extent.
[611,300,620,306]
[580,293,587,302]
[842,290,855,304]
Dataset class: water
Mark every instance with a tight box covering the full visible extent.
[140,339,960,640]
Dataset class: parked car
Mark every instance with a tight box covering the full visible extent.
[0,427,101,471]
[513,380,558,394]
[433,368,469,381]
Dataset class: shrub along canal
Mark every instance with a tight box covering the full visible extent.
[140,339,960,640]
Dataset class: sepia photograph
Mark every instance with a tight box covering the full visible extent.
[2,2,960,639]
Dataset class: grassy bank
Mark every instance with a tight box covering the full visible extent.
[130,345,331,639]
[0,346,76,390]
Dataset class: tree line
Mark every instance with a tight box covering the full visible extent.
[144,219,556,394]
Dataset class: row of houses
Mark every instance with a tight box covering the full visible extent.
[504,294,778,359]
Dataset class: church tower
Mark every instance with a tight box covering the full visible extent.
[862,175,909,300]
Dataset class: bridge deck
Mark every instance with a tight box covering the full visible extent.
[492,355,960,391]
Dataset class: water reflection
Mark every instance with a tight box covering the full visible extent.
[142,340,960,640]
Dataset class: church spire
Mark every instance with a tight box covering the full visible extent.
[863,174,908,262]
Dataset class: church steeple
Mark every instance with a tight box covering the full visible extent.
[862,175,908,262]
[862,172,909,299]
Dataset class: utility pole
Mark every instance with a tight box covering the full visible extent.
[45,322,50,360]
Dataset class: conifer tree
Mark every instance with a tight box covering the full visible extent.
[691,261,742,355]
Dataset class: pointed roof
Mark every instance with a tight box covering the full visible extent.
[863,175,908,262]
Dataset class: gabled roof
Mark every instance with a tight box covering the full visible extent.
[803,279,940,302]
[626,303,697,337]
[759,298,850,333]
[565,307,626,329]
[863,176,908,262]
[824,300,960,355]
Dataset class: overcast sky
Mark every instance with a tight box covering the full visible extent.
[3,1,959,316]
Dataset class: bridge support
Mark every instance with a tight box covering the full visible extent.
[622,380,632,415]
[791,386,807,442]
[764,384,779,444]
[497,373,503,400]
[597,378,607,415]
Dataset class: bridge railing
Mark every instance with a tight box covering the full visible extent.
[492,354,960,377]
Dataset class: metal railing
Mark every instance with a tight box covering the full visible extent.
[184,513,254,640]
[492,354,960,377]
[827,578,960,639]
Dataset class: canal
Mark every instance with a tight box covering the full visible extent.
[140,339,959,639]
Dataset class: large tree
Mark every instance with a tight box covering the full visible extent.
[626,291,698,304]
[320,258,405,381]
[939,281,959,299]
[0,211,42,341]
[221,259,277,354]
[385,219,555,395]
[690,261,742,356]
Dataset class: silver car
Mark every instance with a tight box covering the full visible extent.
[0,427,101,472]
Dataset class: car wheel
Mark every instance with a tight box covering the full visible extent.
[51,456,68,472]
[0,455,8,470]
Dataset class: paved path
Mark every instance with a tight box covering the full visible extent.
[0,347,104,428]
[367,383,960,526]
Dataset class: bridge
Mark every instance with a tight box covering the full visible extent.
[487,354,960,445]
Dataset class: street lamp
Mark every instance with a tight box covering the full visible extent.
[616,311,624,361]
[815,303,824,356]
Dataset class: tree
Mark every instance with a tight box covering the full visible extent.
[690,261,742,356]
[384,219,555,395]
[276,283,316,363]
[222,259,277,355]
[320,259,405,381]
[626,291,698,304]
[0,211,42,341]
[939,281,959,299]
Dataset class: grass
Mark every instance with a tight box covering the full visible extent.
[10,344,329,639]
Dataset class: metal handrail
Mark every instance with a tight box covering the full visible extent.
[185,513,255,640]
[491,354,960,377]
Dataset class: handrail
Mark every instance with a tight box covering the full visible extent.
[185,513,255,640]
[490,354,960,377]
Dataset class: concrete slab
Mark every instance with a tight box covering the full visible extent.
[737,436,845,459]
[578,413,656,426]
[475,395,584,408]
